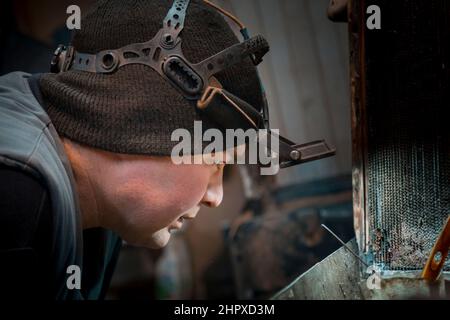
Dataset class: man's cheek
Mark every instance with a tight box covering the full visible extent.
[135,208,173,233]
[175,181,207,208]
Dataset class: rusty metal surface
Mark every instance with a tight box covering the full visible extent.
[361,277,450,300]
[273,239,450,300]
[273,238,363,300]
[349,0,369,255]
[353,0,450,273]
[273,0,450,300]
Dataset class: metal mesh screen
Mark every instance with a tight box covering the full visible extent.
[367,129,450,271]
[364,0,450,272]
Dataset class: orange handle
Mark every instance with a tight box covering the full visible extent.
[421,216,450,281]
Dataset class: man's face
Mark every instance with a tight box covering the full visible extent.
[99,155,225,249]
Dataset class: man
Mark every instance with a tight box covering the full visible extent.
[0,0,335,300]
[0,0,265,300]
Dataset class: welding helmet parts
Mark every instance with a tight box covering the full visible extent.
[47,0,335,168]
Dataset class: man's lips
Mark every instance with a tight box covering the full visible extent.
[175,216,185,228]
[169,207,200,232]
[169,219,183,232]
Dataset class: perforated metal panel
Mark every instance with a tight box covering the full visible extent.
[351,0,450,272]
[367,120,450,271]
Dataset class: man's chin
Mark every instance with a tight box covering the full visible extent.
[121,228,171,249]
[146,229,171,249]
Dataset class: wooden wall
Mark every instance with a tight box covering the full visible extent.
[213,0,351,185]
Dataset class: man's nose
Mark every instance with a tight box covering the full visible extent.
[201,184,223,208]
[201,166,224,208]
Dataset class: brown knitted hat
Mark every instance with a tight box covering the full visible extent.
[39,0,263,156]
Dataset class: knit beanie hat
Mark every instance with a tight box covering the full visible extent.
[39,0,263,156]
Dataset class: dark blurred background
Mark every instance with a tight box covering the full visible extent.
[0,0,354,299]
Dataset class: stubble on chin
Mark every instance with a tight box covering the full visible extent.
[145,228,171,249]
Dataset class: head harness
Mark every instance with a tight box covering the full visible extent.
[50,0,335,168]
